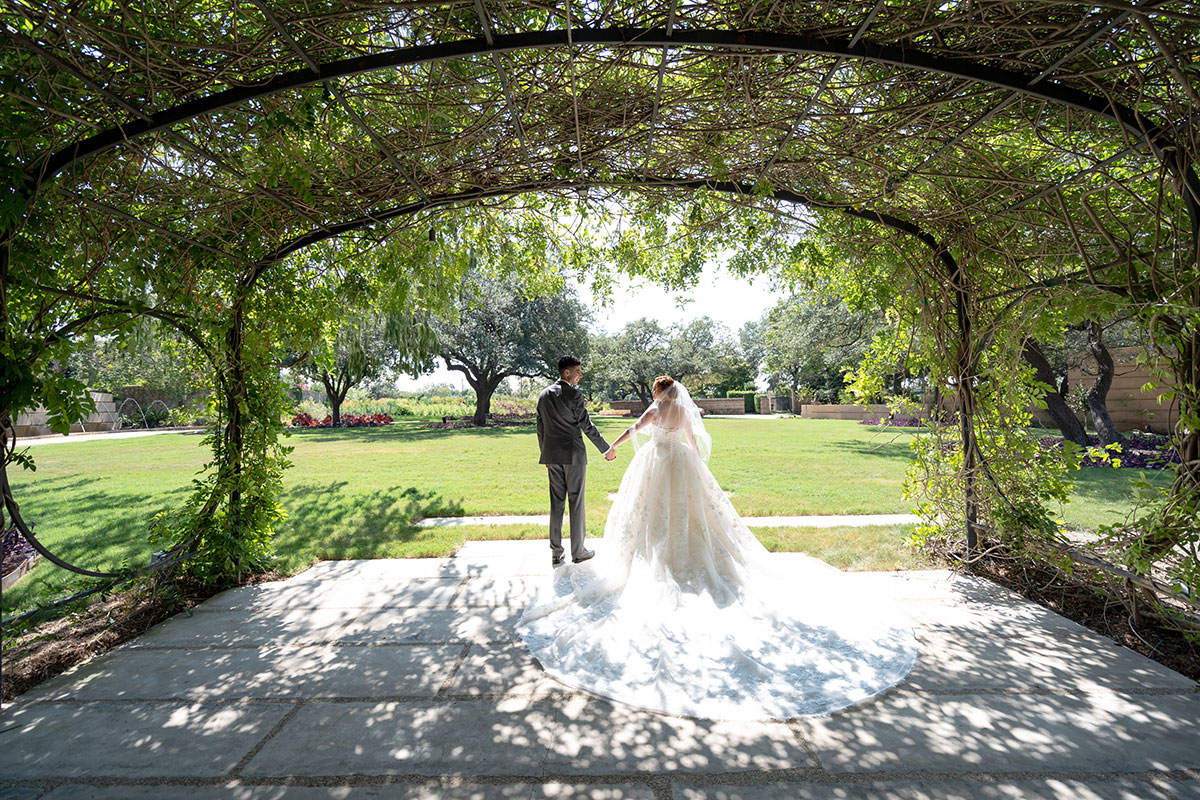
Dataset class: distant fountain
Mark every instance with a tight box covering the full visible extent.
[117,397,150,429]
[145,399,171,423]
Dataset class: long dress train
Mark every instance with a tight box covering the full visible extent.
[516,422,919,721]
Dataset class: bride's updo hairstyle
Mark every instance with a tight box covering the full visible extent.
[635,374,713,464]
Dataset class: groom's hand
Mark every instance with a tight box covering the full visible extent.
[604,447,617,461]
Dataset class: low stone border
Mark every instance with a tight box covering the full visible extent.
[2,552,41,591]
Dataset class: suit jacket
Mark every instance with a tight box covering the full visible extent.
[537,379,610,465]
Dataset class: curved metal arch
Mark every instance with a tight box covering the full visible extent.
[247,175,960,287]
[31,27,1175,190]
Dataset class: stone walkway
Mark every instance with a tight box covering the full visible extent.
[416,513,921,528]
[19,427,207,447]
[2,540,1198,799]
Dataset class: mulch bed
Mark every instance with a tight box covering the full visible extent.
[1036,431,1180,470]
[962,552,1200,683]
[1,572,283,701]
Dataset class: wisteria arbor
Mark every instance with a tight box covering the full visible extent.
[2,1,1197,627]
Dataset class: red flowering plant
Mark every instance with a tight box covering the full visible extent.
[290,412,393,428]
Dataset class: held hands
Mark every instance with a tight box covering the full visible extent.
[604,446,617,461]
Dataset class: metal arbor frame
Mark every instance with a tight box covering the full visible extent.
[2,1,1198,574]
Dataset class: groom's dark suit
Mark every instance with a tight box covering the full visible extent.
[536,378,610,561]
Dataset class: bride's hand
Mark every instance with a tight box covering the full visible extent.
[604,447,617,461]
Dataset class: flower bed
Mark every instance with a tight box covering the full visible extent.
[290,412,394,428]
[1038,432,1180,470]
[860,415,924,427]
[2,525,40,591]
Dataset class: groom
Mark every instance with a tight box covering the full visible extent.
[536,355,615,567]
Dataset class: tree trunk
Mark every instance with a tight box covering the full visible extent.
[1085,321,1126,449]
[1022,339,1089,446]
[472,378,499,426]
[632,382,650,410]
[320,370,349,426]
[923,377,941,422]
[226,295,246,536]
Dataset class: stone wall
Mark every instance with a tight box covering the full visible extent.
[14,391,120,438]
[117,386,172,408]
[798,403,924,422]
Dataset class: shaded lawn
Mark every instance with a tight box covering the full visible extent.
[4,419,1170,615]
[1054,466,1166,532]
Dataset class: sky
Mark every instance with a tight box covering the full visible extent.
[393,261,786,392]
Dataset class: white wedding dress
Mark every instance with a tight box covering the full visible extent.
[516,389,919,721]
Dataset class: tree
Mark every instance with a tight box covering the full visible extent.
[1031,316,1143,447]
[299,310,436,426]
[588,319,673,406]
[671,317,755,397]
[762,292,880,403]
[739,318,766,381]
[435,274,590,425]
[1082,320,1127,449]
[1021,339,1090,446]
[588,316,755,403]
[67,319,204,406]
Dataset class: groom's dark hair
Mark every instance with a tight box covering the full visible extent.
[558,355,581,374]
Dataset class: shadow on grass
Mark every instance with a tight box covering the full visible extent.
[282,423,538,445]
[274,482,465,565]
[829,432,916,462]
[1062,467,1170,528]
[2,476,193,615]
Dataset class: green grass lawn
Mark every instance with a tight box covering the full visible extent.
[4,418,1171,616]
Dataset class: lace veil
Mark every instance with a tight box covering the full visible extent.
[630,379,713,463]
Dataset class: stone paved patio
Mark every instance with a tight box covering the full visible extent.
[2,540,1198,799]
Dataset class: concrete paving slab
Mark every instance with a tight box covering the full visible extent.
[446,643,563,696]
[241,698,552,777]
[442,555,555,578]
[744,514,920,527]
[242,697,809,778]
[454,576,542,607]
[0,701,292,779]
[293,558,457,581]
[542,695,812,774]
[1160,781,1200,800]
[416,514,554,528]
[797,690,1200,774]
[36,785,656,800]
[898,596,1098,637]
[197,577,463,611]
[20,644,460,702]
[0,788,44,800]
[836,570,1019,603]
[8,551,1196,792]
[336,607,522,644]
[672,779,1178,799]
[125,607,358,648]
[457,541,548,558]
[905,629,1198,692]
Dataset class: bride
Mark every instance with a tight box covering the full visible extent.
[515,375,918,720]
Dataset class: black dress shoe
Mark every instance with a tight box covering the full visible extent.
[573,549,595,564]
[552,555,566,567]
